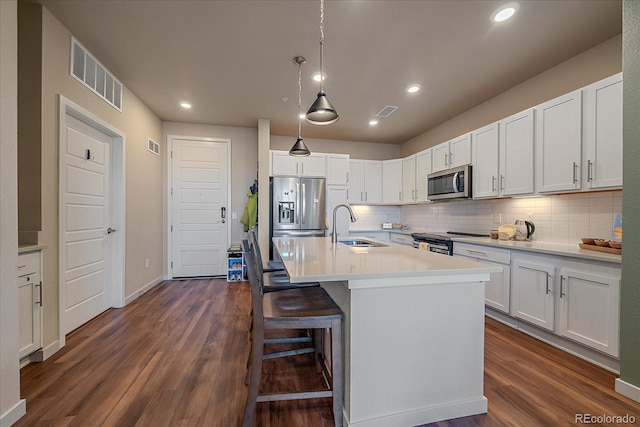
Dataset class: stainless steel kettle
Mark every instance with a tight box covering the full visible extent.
[514,220,535,241]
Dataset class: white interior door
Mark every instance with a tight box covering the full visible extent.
[171,138,229,277]
[61,114,112,334]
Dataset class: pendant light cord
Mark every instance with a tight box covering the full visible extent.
[319,0,324,92]
[297,62,302,138]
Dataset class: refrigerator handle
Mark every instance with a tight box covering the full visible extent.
[301,183,306,224]
[295,182,299,224]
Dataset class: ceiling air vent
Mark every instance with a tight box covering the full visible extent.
[70,38,122,111]
[375,105,398,118]
[148,139,160,156]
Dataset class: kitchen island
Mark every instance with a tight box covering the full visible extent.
[272,236,501,427]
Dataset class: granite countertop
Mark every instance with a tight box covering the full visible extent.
[452,237,621,264]
[272,236,500,284]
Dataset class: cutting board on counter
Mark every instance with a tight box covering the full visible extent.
[578,243,621,255]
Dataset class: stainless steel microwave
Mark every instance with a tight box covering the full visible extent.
[427,165,472,201]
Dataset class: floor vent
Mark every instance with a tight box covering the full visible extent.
[375,105,398,118]
[148,139,160,156]
[71,38,122,111]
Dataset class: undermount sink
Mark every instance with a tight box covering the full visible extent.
[339,239,388,248]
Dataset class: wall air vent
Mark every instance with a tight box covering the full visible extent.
[148,139,160,156]
[375,105,398,118]
[70,38,122,111]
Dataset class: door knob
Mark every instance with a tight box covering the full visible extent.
[107,227,117,234]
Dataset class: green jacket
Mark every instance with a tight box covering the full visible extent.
[241,189,258,232]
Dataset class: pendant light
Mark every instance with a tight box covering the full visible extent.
[305,0,339,125]
[289,56,311,157]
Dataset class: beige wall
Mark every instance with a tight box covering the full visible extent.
[270,135,401,160]
[36,7,164,347]
[401,34,622,157]
[1,0,23,422]
[162,122,259,250]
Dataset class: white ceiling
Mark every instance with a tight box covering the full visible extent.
[36,0,621,144]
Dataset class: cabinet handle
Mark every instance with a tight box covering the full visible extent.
[18,264,26,269]
[545,273,551,295]
[301,163,304,175]
[36,281,42,306]
[587,160,593,182]
[572,162,578,184]
[361,191,364,202]
[449,152,453,165]
[346,172,349,183]
[347,189,349,200]
[365,191,368,202]
[467,250,487,257]
[500,174,505,191]
[399,191,402,201]
[492,176,496,192]
[445,153,449,166]
[560,276,566,298]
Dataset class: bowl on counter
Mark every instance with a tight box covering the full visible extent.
[581,237,596,245]
[594,239,610,247]
[609,241,622,249]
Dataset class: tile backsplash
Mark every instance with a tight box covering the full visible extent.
[351,190,622,244]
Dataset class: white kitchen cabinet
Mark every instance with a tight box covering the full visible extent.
[415,149,432,202]
[500,109,535,196]
[454,243,511,314]
[511,254,556,331]
[402,155,416,203]
[348,160,382,204]
[432,133,471,173]
[270,150,326,177]
[582,73,623,190]
[326,154,350,186]
[18,250,42,359]
[402,149,432,203]
[382,159,403,204]
[326,186,349,241]
[535,90,582,193]
[558,267,620,357]
[472,123,499,198]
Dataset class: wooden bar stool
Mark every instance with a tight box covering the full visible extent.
[242,245,344,427]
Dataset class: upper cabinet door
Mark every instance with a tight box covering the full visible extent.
[364,161,383,204]
[326,154,350,185]
[348,160,365,204]
[583,73,623,190]
[382,159,403,204]
[500,109,535,196]
[449,133,472,169]
[432,142,450,173]
[535,90,582,193]
[402,155,416,203]
[299,154,326,177]
[415,149,432,202]
[472,123,499,199]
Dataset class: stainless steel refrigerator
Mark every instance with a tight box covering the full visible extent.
[270,177,326,256]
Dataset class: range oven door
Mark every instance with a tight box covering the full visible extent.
[427,165,472,201]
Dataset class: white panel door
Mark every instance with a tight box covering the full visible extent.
[363,161,383,204]
[500,109,535,196]
[535,90,582,193]
[402,155,416,203]
[62,114,112,334]
[172,139,229,277]
[472,123,499,199]
[415,149,432,202]
[348,160,364,204]
[512,259,555,331]
[558,268,620,356]
[382,159,402,204]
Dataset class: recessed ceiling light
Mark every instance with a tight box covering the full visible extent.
[312,72,327,82]
[180,102,192,109]
[369,119,379,126]
[406,84,422,94]
[491,2,519,23]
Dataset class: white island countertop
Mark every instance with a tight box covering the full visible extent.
[272,236,501,286]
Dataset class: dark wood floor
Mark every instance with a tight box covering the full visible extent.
[16,278,640,426]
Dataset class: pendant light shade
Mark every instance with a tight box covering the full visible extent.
[306,91,339,125]
[289,56,311,157]
[305,0,339,126]
[289,137,310,156]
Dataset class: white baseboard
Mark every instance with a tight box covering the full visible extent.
[344,397,487,427]
[124,276,163,306]
[0,399,25,427]
[20,340,62,367]
[615,378,640,403]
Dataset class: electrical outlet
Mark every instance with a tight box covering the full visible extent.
[232,212,238,220]
[145,258,149,268]
[493,213,502,224]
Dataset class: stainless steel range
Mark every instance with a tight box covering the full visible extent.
[411,231,489,255]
